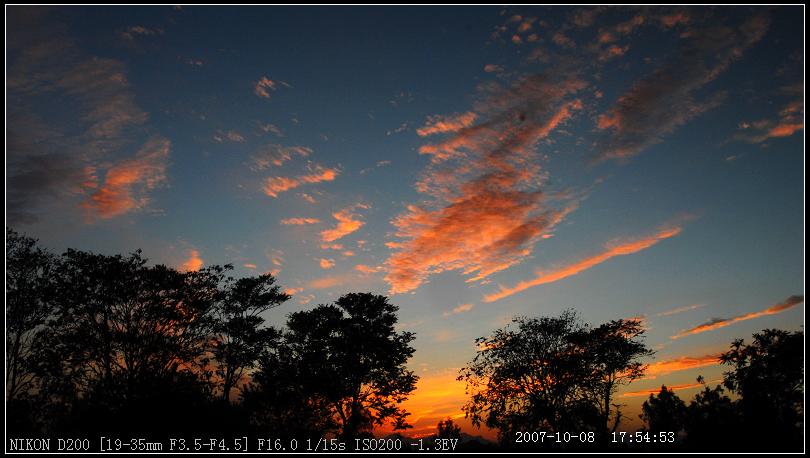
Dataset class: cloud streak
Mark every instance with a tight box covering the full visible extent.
[263,165,339,197]
[484,224,682,302]
[672,295,804,339]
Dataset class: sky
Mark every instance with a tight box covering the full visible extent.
[6,6,805,439]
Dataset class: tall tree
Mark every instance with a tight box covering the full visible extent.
[6,229,56,401]
[280,293,418,440]
[719,328,803,450]
[211,274,288,402]
[576,318,653,436]
[459,310,597,441]
[640,385,686,433]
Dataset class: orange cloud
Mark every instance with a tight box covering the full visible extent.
[243,263,257,269]
[672,295,804,339]
[181,249,203,272]
[355,264,381,274]
[306,275,343,290]
[280,217,321,225]
[319,258,335,269]
[645,354,721,378]
[263,166,339,197]
[82,136,170,219]
[254,76,290,99]
[484,225,682,302]
[320,204,368,242]
[443,303,474,317]
[252,144,311,170]
[386,75,587,294]
[416,112,478,137]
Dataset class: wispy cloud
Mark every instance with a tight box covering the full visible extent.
[82,136,170,219]
[672,295,804,339]
[254,76,290,99]
[318,258,335,269]
[484,224,683,302]
[320,204,369,242]
[263,165,339,197]
[594,13,770,161]
[251,144,311,170]
[386,74,586,294]
[416,112,478,137]
[734,98,804,144]
[280,217,321,225]
[656,303,704,317]
[443,303,474,317]
[646,354,721,378]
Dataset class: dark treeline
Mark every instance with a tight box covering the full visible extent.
[5,229,804,452]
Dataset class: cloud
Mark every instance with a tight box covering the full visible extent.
[263,165,339,197]
[7,9,160,224]
[180,249,204,272]
[416,112,478,137]
[645,354,721,377]
[443,303,474,317]
[214,130,245,143]
[252,145,312,170]
[385,74,587,294]
[120,25,163,41]
[254,76,289,99]
[672,295,804,339]
[483,64,504,73]
[656,303,704,317]
[243,263,257,269]
[320,204,369,242]
[318,258,335,269]
[594,14,770,161]
[355,264,382,274]
[484,224,682,302]
[306,275,344,290]
[82,136,171,219]
[734,99,804,143]
[280,217,321,225]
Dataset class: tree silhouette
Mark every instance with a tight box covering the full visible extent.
[211,274,288,402]
[460,311,652,445]
[258,293,418,441]
[459,311,598,442]
[719,328,803,451]
[6,229,56,402]
[436,418,462,440]
[640,385,686,434]
[575,318,653,437]
[683,378,740,451]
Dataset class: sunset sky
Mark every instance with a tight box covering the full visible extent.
[6,6,804,438]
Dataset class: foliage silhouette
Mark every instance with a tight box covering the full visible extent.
[436,418,462,440]
[719,328,803,451]
[459,310,652,446]
[4,230,804,452]
[640,385,686,435]
[254,293,419,443]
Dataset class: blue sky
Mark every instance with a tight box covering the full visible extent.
[6,6,804,437]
